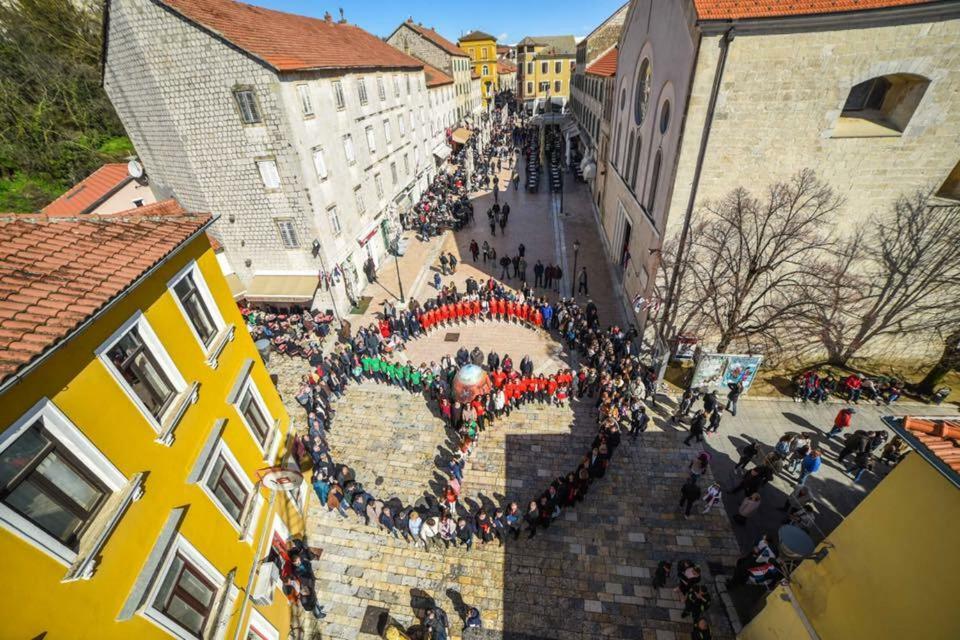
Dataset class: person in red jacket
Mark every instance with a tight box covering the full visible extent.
[532,307,543,328]
[492,369,507,389]
[827,407,856,439]
[456,300,466,324]
[844,374,863,403]
[471,299,481,319]
[506,300,515,321]
[438,304,449,326]
[378,318,391,338]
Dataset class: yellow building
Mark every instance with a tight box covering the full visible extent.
[739,416,960,640]
[458,30,499,105]
[0,201,305,639]
[516,35,576,111]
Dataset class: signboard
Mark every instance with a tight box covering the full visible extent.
[690,353,763,394]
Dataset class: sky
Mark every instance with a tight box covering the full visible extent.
[252,0,627,42]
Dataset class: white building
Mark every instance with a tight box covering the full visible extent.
[423,64,457,167]
[103,0,437,311]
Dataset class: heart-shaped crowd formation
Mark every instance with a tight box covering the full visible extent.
[246,281,655,550]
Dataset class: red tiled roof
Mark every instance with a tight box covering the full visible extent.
[157,0,423,72]
[471,71,481,80]
[0,202,212,383]
[693,0,933,20]
[403,20,469,57]
[459,30,496,43]
[586,47,618,77]
[423,62,454,88]
[903,417,960,475]
[42,164,131,216]
[497,60,517,74]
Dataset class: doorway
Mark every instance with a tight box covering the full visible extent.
[619,218,632,270]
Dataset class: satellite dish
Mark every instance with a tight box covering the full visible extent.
[127,160,144,179]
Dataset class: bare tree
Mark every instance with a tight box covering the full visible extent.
[654,217,709,341]
[688,169,842,353]
[915,326,960,395]
[813,192,960,366]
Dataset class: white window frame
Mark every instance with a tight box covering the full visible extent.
[245,608,279,640]
[357,77,368,105]
[354,186,366,215]
[296,84,313,117]
[141,533,237,640]
[383,119,392,145]
[393,75,400,97]
[233,376,275,453]
[167,261,227,355]
[328,205,342,236]
[256,159,280,190]
[398,114,406,136]
[332,80,345,110]
[343,134,356,164]
[276,220,299,249]
[312,147,328,180]
[365,126,376,154]
[376,76,386,101]
[374,173,384,199]
[0,398,126,566]
[390,162,398,185]
[197,438,258,536]
[96,312,188,433]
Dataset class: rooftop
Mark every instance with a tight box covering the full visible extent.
[399,19,469,57]
[0,201,212,385]
[42,164,132,216]
[586,47,618,77]
[458,30,497,43]
[886,416,960,487]
[517,35,577,55]
[497,60,517,74]
[152,0,423,72]
[423,62,454,87]
[693,0,934,20]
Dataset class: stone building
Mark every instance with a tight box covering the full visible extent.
[569,3,628,211]
[422,63,457,166]
[458,31,500,106]
[103,0,436,313]
[386,19,475,122]
[599,0,960,340]
[516,35,577,112]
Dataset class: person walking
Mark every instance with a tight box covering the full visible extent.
[499,255,512,280]
[534,260,544,288]
[679,477,702,519]
[469,239,480,262]
[577,267,588,295]
[827,407,856,439]
[726,380,743,416]
[684,410,706,445]
[797,450,822,485]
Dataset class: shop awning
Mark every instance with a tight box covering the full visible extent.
[225,273,247,300]
[432,143,451,160]
[244,275,318,303]
[451,128,473,144]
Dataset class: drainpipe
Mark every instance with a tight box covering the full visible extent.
[658,27,735,344]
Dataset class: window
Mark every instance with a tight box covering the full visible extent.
[233,89,261,124]
[332,80,345,110]
[390,162,398,185]
[104,324,177,419]
[835,73,929,137]
[403,153,410,175]
[0,399,126,565]
[357,77,368,105]
[365,126,376,154]
[541,62,548,75]
[482,47,488,59]
[398,114,406,136]
[235,379,273,447]
[660,100,671,134]
[142,535,232,639]
[526,81,533,94]
[555,61,562,74]
[647,149,662,214]
[383,119,392,145]
[169,263,224,349]
[256,159,280,190]
[374,173,384,199]
[415,146,421,168]
[312,147,328,180]
[328,206,342,236]
[408,111,414,132]
[296,84,313,117]
[526,62,533,75]
[394,75,400,97]
[630,134,643,192]
[276,220,299,249]
[554,80,561,93]
[624,131,635,183]
[539,81,550,93]
[482,64,489,76]
[132,198,145,208]
[245,609,279,640]
[343,134,356,164]
[406,75,411,95]
[377,76,386,101]
[354,186,366,214]
[634,59,652,125]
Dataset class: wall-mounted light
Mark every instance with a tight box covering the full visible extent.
[228,214,236,223]
[244,259,252,268]
[312,239,321,257]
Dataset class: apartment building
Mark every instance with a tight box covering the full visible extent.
[458,31,500,106]
[103,0,436,313]
[516,35,577,112]
[498,60,518,96]
[387,19,476,122]
[423,63,458,165]
[0,206,303,638]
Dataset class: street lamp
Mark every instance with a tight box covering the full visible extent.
[390,236,405,304]
[571,239,580,298]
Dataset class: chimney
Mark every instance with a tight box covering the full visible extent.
[323,11,332,22]
[338,7,346,23]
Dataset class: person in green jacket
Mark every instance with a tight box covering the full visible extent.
[384,360,396,384]
[370,356,383,382]
[410,365,422,391]
[361,355,373,378]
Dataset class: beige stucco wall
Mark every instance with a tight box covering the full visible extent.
[94,180,157,214]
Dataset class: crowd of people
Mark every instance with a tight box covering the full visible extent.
[794,370,905,405]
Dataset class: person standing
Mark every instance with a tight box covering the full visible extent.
[679,477,702,519]
[469,239,479,262]
[577,267,588,295]
[733,492,761,524]
[684,410,707,445]
[797,450,822,485]
[726,380,743,416]
[534,260,544,288]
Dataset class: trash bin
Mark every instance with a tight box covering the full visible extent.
[254,338,271,364]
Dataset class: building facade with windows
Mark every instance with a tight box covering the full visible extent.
[422,64,457,165]
[497,60,518,96]
[515,35,577,111]
[601,0,960,337]
[103,0,436,313]
[457,31,499,106]
[386,19,475,122]
[0,208,303,639]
